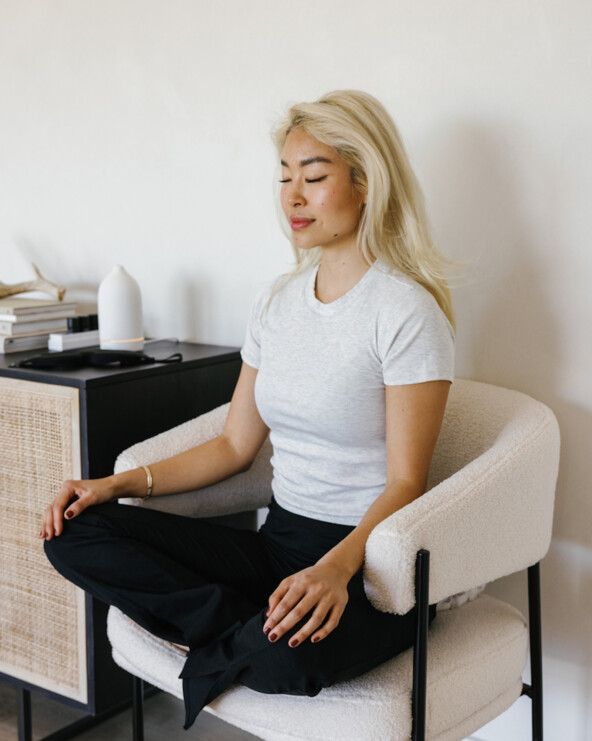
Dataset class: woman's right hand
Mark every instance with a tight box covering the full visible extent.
[40,477,115,541]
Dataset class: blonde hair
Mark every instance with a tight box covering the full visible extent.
[271,89,455,330]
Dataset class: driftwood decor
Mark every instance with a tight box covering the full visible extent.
[0,263,66,301]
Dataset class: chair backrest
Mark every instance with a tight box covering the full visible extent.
[428,377,554,490]
[363,378,561,613]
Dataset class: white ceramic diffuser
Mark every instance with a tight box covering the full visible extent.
[98,265,144,351]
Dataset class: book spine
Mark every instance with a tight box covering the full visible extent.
[0,301,77,315]
[0,320,67,335]
[47,330,100,351]
[0,336,51,354]
[0,310,76,323]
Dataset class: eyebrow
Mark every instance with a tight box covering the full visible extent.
[280,156,334,168]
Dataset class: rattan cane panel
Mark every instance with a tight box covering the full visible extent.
[0,377,87,702]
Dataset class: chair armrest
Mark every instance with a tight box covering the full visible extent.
[363,390,560,615]
[113,403,273,518]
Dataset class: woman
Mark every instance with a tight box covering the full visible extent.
[41,90,455,730]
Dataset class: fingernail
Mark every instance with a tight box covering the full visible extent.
[312,636,320,643]
[269,632,277,642]
[289,638,298,648]
[65,511,72,519]
[263,626,271,635]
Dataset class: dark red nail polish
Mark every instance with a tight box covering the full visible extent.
[65,511,72,519]
[312,636,320,643]
[289,638,298,647]
[269,632,277,642]
[263,626,270,635]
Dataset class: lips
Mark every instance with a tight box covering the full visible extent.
[290,217,315,231]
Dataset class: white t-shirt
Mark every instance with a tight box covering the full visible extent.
[241,259,455,526]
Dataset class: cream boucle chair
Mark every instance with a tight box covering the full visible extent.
[107,378,560,741]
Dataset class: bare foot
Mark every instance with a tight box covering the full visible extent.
[168,641,189,655]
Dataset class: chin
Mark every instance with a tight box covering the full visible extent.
[291,237,317,251]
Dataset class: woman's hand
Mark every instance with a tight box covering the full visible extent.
[263,562,351,647]
[40,477,116,541]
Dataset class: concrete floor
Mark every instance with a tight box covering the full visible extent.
[0,677,259,741]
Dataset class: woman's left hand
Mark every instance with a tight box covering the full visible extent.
[263,562,351,647]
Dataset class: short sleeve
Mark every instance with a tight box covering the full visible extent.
[378,289,455,386]
[240,285,270,369]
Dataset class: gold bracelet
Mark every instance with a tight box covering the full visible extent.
[140,465,153,500]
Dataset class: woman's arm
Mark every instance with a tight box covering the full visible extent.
[262,380,450,647]
[40,363,268,539]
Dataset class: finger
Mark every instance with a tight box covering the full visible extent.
[63,494,89,521]
[52,505,67,537]
[40,481,79,539]
[264,586,307,635]
[266,582,289,617]
[39,508,49,539]
[265,593,299,634]
[51,490,80,537]
[43,507,58,539]
[285,598,336,647]
[42,504,62,540]
[309,604,346,645]
[265,577,298,624]
[40,511,50,539]
[267,592,322,642]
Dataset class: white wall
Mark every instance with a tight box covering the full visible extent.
[2,1,590,737]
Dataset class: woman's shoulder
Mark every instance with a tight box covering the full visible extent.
[371,261,435,308]
[370,261,454,336]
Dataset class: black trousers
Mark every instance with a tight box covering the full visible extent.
[44,498,435,730]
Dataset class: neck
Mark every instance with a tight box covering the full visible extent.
[319,239,367,270]
[315,245,374,303]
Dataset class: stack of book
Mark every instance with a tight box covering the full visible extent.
[0,297,77,354]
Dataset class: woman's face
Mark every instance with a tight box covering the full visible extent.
[279,128,365,253]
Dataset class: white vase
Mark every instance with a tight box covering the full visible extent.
[98,265,144,351]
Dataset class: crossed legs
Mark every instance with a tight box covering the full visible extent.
[44,500,431,729]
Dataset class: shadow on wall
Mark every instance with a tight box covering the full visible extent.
[168,269,212,344]
[422,122,592,663]
[420,122,560,396]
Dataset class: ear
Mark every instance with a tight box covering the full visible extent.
[359,181,368,205]
[352,181,367,206]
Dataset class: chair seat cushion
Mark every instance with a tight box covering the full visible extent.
[108,594,527,741]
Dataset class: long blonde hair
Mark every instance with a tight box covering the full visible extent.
[271,89,455,330]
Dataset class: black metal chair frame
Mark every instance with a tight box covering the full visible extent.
[411,550,544,741]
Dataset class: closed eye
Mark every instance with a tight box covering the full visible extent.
[278,176,328,184]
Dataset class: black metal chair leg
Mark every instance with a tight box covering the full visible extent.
[133,676,145,741]
[17,687,32,741]
[528,562,544,741]
[412,549,430,741]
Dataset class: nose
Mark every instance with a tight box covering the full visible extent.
[286,183,305,208]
